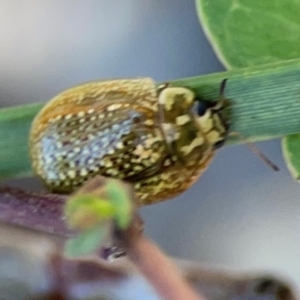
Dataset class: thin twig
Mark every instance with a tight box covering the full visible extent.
[127,235,206,300]
[116,217,206,300]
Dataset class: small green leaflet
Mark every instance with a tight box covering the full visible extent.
[63,178,134,258]
[64,223,110,258]
[106,181,133,230]
[64,194,116,230]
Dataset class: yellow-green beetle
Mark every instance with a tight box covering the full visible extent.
[29,78,229,205]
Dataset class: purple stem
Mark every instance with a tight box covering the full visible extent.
[0,187,71,237]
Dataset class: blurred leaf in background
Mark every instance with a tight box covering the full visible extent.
[196,1,300,68]
[64,177,135,258]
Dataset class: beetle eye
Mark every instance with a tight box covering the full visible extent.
[197,101,211,116]
[214,139,225,149]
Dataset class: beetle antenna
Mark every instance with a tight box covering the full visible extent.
[213,78,227,110]
[230,132,279,171]
[157,82,170,94]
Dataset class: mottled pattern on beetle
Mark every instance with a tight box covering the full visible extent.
[30,78,227,205]
[30,78,167,193]
[134,150,215,205]
[122,86,215,204]
[33,106,168,192]
[158,87,212,164]
[30,78,157,138]
[197,109,227,145]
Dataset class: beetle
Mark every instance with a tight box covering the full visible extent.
[29,78,229,205]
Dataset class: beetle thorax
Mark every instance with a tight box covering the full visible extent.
[158,87,212,164]
[196,108,227,149]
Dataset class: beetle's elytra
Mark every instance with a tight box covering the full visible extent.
[29,78,229,205]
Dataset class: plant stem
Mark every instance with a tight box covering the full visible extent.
[0,187,70,236]
[2,58,300,179]
[125,231,205,300]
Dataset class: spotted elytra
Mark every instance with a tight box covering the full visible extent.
[29,78,229,205]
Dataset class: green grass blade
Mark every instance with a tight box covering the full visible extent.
[172,58,300,143]
[2,59,300,179]
[0,103,43,179]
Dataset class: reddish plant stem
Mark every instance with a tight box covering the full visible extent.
[0,186,71,236]
[125,232,206,300]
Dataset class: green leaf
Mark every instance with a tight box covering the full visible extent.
[282,133,300,180]
[106,181,133,230]
[196,0,300,69]
[64,194,116,230]
[64,223,110,258]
